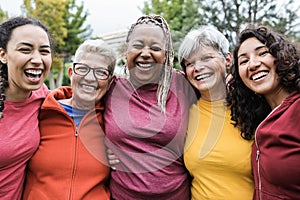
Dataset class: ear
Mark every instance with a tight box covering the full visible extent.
[0,48,7,64]
[225,52,233,71]
[68,66,73,77]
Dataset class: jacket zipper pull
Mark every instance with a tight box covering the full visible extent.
[75,128,78,137]
[256,150,260,161]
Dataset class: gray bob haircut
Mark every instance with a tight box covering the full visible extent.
[178,26,229,71]
[74,39,117,72]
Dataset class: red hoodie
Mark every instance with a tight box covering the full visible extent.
[252,91,300,200]
[23,86,110,200]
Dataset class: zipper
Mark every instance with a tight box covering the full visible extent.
[75,127,78,137]
[254,126,262,200]
[254,104,281,200]
[68,126,79,199]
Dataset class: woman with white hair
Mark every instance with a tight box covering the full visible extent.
[179,26,254,199]
[23,39,117,199]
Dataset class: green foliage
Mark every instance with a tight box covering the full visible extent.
[20,0,91,88]
[22,0,92,70]
[142,0,300,51]
[0,6,8,22]
[61,0,92,59]
[198,0,300,45]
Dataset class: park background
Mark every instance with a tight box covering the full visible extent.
[0,0,299,89]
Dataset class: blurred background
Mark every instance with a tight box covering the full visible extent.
[1,0,299,89]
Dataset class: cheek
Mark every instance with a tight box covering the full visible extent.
[186,68,195,84]
[185,68,193,79]
[44,56,52,69]
[155,52,166,64]
[238,66,249,85]
[70,75,81,86]
[126,52,135,69]
[97,81,109,91]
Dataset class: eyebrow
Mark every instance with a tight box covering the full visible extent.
[18,42,50,48]
[238,45,266,58]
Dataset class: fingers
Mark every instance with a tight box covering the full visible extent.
[107,148,120,170]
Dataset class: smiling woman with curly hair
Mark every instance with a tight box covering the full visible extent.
[227,24,300,199]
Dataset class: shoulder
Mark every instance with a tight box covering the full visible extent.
[108,76,128,91]
[172,69,186,79]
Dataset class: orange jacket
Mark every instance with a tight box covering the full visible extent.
[23,86,110,200]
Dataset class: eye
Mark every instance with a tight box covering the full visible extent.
[185,61,195,68]
[150,46,162,51]
[40,48,51,55]
[201,56,214,62]
[18,47,32,54]
[259,50,269,56]
[239,58,248,66]
[132,44,144,49]
[76,65,89,72]
[95,68,109,76]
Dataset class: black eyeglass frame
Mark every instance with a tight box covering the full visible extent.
[73,62,112,80]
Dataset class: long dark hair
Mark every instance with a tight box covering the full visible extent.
[227,24,300,140]
[0,16,53,118]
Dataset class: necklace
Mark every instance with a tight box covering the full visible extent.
[127,78,143,103]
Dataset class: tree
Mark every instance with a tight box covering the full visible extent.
[142,0,300,50]
[62,0,92,58]
[0,6,8,22]
[23,0,91,89]
[198,0,300,45]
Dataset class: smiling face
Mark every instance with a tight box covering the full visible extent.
[184,46,230,101]
[237,37,284,98]
[0,24,52,97]
[126,23,166,87]
[69,52,112,109]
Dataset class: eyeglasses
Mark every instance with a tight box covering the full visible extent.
[73,63,112,80]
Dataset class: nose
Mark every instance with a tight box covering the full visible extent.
[248,56,261,71]
[193,60,205,71]
[30,51,43,64]
[84,69,96,81]
[140,47,151,58]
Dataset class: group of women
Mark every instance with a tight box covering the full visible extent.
[0,13,299,200]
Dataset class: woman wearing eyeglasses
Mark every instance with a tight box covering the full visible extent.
[22,39,116,199]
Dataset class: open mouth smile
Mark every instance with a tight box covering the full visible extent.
[25,69,43,80]
[195,73,212,81]
[251,71,269,81]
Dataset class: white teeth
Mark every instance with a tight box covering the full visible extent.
[28,77,40,81]
[138,63,152,68]
[82,84,96,91]
[25,69,42,75]
[251,72,268,80]
[196,73,211,80]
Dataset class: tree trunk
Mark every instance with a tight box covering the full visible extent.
[48,71,56,90]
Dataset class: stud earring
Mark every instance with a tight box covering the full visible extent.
[1,58,7,64]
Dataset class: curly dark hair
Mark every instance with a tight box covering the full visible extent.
[227,24,300,140]
[0,16,53,118]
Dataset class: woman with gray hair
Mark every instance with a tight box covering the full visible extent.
[179,25,254,199]
[23,39,116,199]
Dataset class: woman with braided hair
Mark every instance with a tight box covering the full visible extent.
[104,15,197,199]
[0,16,52,199]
